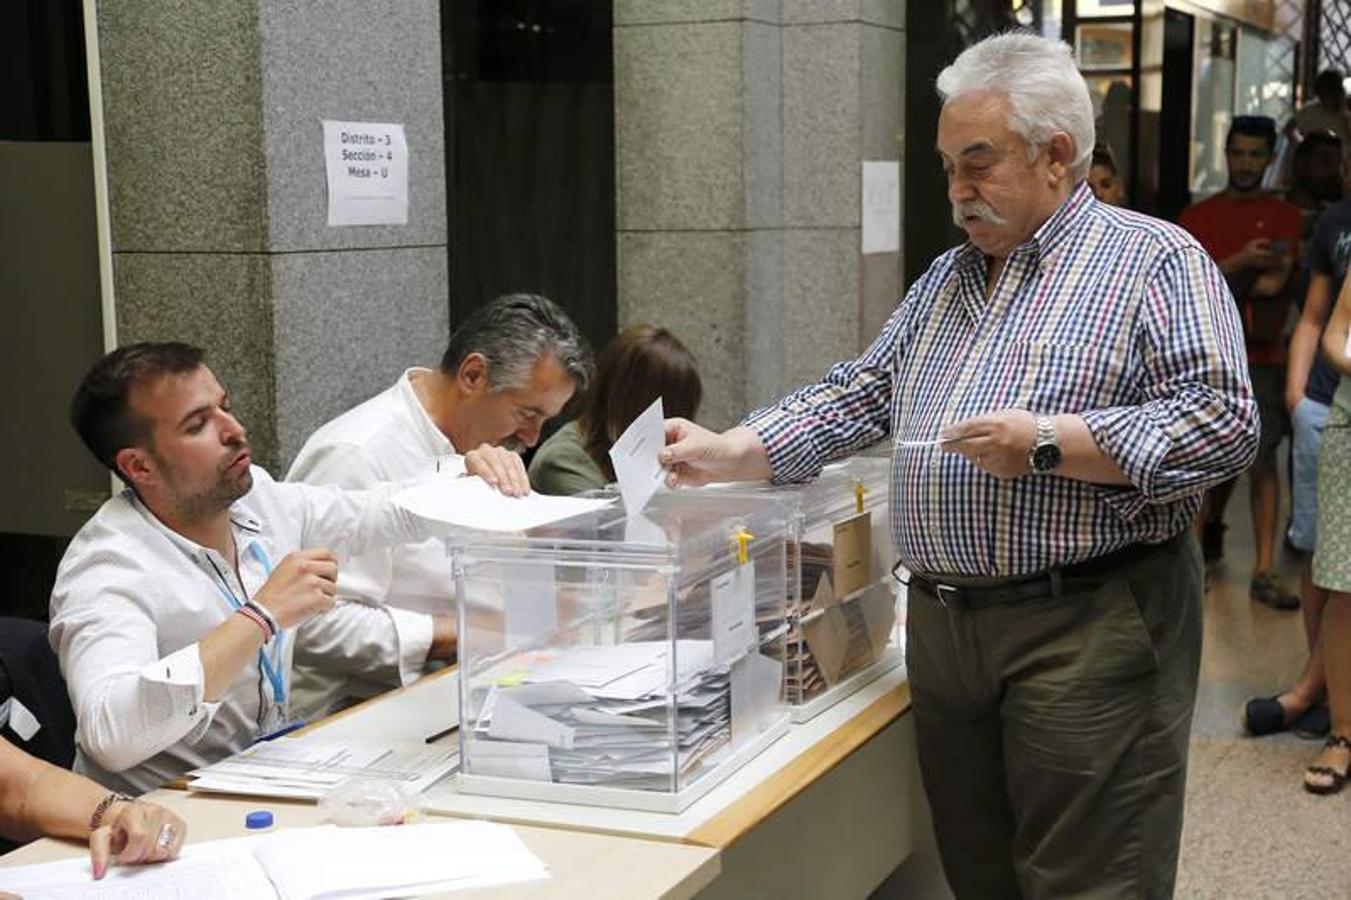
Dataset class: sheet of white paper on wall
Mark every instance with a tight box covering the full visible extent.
[323,119,409,226]
[861,160,901,254]
[609,397,667,514]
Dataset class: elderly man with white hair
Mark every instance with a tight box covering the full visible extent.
[661,32,1257,898]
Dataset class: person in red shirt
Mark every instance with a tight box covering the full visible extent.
[1181,115,1303,609]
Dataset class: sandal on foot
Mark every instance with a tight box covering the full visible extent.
[1303,734,1351,796]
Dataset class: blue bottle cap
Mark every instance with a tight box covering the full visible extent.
[246,810,274,829]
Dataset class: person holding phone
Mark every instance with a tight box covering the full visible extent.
[1180,115,1304,608]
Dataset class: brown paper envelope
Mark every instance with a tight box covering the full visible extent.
[856,580,898,659]
[807,570,835,613]
[802,602,851,686]
[833,512,874,598]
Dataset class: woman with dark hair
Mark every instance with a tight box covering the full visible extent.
[529,325,702,495]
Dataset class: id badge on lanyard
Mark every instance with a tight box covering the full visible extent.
[211,542,286,708]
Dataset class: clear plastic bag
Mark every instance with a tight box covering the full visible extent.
[318,776,428,827]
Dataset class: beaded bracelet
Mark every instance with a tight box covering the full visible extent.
[236,604,274,640]
[89,792,132,831]
[244,600,281,638]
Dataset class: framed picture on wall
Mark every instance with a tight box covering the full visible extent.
[1077,22,1135,70]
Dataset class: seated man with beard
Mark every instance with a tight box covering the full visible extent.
[50,342,494,793]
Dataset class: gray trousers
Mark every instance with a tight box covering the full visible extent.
[906,532,1203,899]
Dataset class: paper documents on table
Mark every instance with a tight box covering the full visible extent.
[609,396,667,514]
[465,640,743,790]
[186,737,458,800]
[0,821,548,900]
[394,474,612,532]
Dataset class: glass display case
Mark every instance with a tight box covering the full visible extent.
[702,456,903,722]
[452,491,791,813]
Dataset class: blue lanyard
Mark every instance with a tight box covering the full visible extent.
[211,542,286,705]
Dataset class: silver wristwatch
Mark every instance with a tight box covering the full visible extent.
[1027,415,1061,474]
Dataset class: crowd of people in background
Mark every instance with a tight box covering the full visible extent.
[1088,67,1351,796]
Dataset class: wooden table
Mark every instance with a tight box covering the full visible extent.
[300,664,921,898]
[0,789,720,900]
[5,663,927,898]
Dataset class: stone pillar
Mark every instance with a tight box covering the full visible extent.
[95,1,449,471]
[615,1,904,429]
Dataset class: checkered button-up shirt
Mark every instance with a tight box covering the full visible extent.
[744,183,1258,577]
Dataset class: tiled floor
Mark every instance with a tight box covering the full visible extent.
[1176,471,1351,898]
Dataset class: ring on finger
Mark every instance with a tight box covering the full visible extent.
[156,823,177,849]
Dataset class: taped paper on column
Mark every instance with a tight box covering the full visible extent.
[861,160,900,254]
[323,120,409,226]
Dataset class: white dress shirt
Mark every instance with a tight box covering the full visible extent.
[49,467,437,794]
[285,368,463,716]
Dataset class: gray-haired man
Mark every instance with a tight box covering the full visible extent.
[286,293,593,716]
[661,32,1255,898]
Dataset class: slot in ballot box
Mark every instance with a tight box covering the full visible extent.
[451,491,791,813]
[700,456,903,722]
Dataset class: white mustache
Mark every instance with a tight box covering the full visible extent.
[952,200,1007,228]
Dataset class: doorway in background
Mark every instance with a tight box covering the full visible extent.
[0,0,106,621]
[442,0,617,370]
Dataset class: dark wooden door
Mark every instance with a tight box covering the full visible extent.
[443,0,616,357]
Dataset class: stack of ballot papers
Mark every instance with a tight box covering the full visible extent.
[465,641,738,791]
[0,821,548,900]
[186,737,459,800]
[620,571,788,652]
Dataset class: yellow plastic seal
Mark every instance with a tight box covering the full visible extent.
[734,528,754,565]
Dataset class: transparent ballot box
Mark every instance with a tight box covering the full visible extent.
[452,492,791,813]
[702,456,902,722]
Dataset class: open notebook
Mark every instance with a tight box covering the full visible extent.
[0,820,548,900]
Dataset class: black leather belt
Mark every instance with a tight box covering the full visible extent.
[906,534,1180,611]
